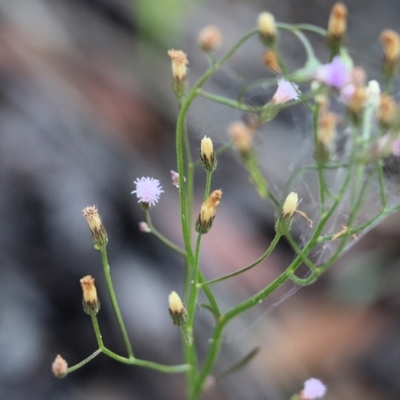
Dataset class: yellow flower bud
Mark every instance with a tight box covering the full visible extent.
[168,291,188,327]
[258,12,276,46]
[200,136,217,172]
[195,189,222,234]
[82,205,108,249]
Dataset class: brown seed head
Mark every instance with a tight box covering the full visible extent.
[380,30,400,62]
[82,205,108,249]
[80,275,101,316]
[327,3,347,41]
[378,93,396,129]
[52,354,68,378]
[167,49,188,81]
[198,26,222,52]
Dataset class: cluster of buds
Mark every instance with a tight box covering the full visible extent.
[168,291,188,327]
[380,29,400,82]
[80,275,101,316]
[326,2,347,57]
[200,136,217,172]
[195,190,223,234]
[82,205,108,250]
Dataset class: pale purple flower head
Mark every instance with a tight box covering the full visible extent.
[301,378,326,399]
[272,79,300,104]
[131,177,164,207]
[315,56,350,89]
[392,137,400,156]
[170,170,185,188]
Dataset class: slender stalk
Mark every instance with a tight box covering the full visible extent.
[144,211,186,257]
[100,247,134,358]
[67,349,102,373]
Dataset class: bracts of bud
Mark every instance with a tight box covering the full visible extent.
[80,275,101,316]
[52,354,68,378]
[168,291,188,327]
[326,2,347,58]
[82,205,108,250]
[200,136,217,172]
[380,30,400,82]
[195,190,222,234]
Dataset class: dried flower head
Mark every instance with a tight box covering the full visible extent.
[80,275,100,316]
[132,177,164,208]
[200,136,217,172]
[301,378,327,399]
[347,86,367,125]
[198,25,222,51]
[258,12,276,46]
[52,354,68,378]
[315,56,350,89]
[195,189,223,234]
[262,50,281,73]
[378,93,396,130]
[327,2,347,56]
[168,291,188,327]
[380,30,400,80]
[167,49,188,81]
[228,121,254,157]
[82,205,108,249]
[272,79,300,105]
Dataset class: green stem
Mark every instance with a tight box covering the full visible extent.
[202,234,281,286]
[144,211,186,257]
[100,246,134,358]
[67,349,102,373]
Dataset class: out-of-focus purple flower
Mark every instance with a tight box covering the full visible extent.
[272,79,300,105]
[301,378,326,399]
[170,170,185,188]
[131,177,164,207]
[315,56,350,89]
[392,137,400,156]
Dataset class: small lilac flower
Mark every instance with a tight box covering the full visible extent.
[301,378,326,399]
[315,56,350,89]
[392,137,400,156]
[170,170,185,188]
[272,79,300,104]
[131,177,164,207]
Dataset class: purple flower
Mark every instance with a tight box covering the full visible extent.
[302,378,326,399]
[132,177,164,207]
[272,79,300,104]
[315,56,350,89]
[170,170,185,188]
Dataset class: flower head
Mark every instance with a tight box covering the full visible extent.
[301,378,326,399]
[272,79,300,105]
[80,275,100,316]
[52,354,68,378]
[168,291,188,327]
[132,177,164,207]
[82,205,108,249]
[198,25,222,51]
[315,56,350,89]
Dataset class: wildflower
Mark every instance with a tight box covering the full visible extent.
[168,291,188,327]
[167,49,188,82]
[198,26,222,52]
[52,354,68,378]
[263,50,281,73]
[132,177,164,208]
[195,189,222,234]
[80,275,101,316]
[301,378,326,399]
[316,112,336,162]
[82,205,108,249]
[377,94,396,130]
[258,12,276,46]
[272,79,300,105]
[380,30,400,80]
[327,2,347,56]
[347,86,367,125]
[138,222,151,233]
[170,170,185,188]
[200,136,217,172]
[315,56,350,89]
[228,121,253,157]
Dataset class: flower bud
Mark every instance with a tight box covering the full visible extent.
[167,49,188,98]
[327,2,347,57]
[52,354,68,378]
[82,205,108,250]
[377,93,396,130]
[315,112,336,162]
[168,291,188,327]
[275,192,299,234]
[258,12,276,46]
[228,121,253,158]
[380,30,400,81]
[138,222,151,232]
[200,136,217,172]
[80,275,101,316]
[198,25,222,52]
[347,86,367,125]
[262,50,281,74]
[195,189,222,234]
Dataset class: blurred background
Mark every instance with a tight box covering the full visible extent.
[1,0,400,399]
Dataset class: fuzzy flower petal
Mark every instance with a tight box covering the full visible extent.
[131,177,164,207]
[315,56,350,89]
[302,378,326,399]
[272,79,300,104]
